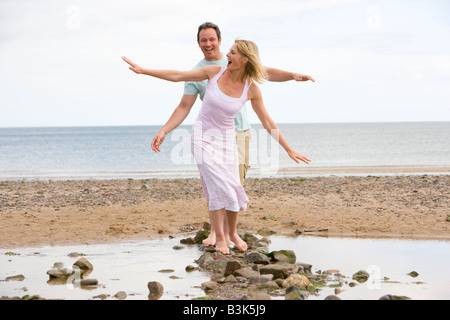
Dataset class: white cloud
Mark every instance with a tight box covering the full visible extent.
[0,0,449,127]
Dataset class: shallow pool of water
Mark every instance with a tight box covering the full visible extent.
[1,235,449,300]
[269,235,450,300]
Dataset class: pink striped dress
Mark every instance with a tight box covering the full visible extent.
[191,66,250,212]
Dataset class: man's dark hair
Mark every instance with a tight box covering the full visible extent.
[197,22,221,43]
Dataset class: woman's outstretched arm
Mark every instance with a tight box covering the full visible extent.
[249,84,311,165]
[122,56,220,82]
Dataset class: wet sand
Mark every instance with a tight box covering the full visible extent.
[1,174,449,248]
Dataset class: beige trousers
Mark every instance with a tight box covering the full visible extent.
[235,130,251,185]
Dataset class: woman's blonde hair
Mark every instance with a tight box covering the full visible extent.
[235,39,267,84]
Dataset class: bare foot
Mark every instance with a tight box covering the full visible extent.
[202,232,216,247]
[215,240,230,255]
[203,233,234,248]
[230,233,248,251]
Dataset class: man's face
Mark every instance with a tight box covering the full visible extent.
[198,28,222,61]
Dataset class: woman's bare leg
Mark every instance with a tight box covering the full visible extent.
[202,211,216,247]
[226,210,247,251]
[210,208,229,254]
[203,211,231,247]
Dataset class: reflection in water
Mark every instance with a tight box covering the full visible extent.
[1,235,449,300]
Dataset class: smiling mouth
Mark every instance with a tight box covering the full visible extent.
[205,48,214,53]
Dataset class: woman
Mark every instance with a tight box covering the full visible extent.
[122,40,310,254]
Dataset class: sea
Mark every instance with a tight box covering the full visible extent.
[0,122,449,181]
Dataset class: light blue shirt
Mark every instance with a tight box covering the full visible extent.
[184,55,251,131]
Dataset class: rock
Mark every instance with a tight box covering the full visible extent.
[259,265,290,279]
[93,294,109,300]
[233,267,260,279]
[224,260,242,276]
[285,290,305,300]
[379,294,411,300]
[244,252,270,265]
[269,250,296,264]
[296,262,313,274]
[180,237,195,245]
[407,271,419,278]
[324,295,341,300]
[147,281,164,300]
[73,278,98,287]
[257,227,275,236]
[282,274,312,289]
[185,265,196,272]
[114,291,127,299]
[193,230,210,244]
[242,233,258,245]
[241,292,271,300]
[201,281,218,291]
[73,257,93,273]
[47,267,81,279]
[223,275,237,283]
[158,269,174,273]
[172,245,185,250]
[352,270,369,283]
[5,275,25,282]
[196,252,215,267]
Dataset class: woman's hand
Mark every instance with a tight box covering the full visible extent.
[293,73,315,82]
[151,131,166,152]
[288,149,311,164]
[122,56,143,74]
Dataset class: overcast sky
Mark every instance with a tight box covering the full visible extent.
[1,0,449,127]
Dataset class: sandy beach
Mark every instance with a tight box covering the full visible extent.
[1,173,449,249]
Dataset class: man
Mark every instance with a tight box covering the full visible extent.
[151,22,314,247]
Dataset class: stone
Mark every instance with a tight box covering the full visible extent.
[244,252,270,265]
[224,260,242,276]
[407,271,419,278]
[259,265,290,279]
[324,295,341,300]
[73,257,93,273]
[233,267,260,279]
[271,250,296,264]
[282,274,312,289]
[379,294,411,300]
[224,275,237,283]
[74,278,98,287]
[194,230,210,244]
[201,281,218,291]
[196,252,215,267]
[114,291,127,299]
[296,262,313,274]
[47,267,81,279]
[352,270,369,283]
[241,292,271,300]
[185,265,196,272]
[147,281,164,300]
[285,291,305,300]
[5,275,25,282]
[180,237,195,245]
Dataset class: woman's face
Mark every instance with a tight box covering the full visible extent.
[226,43,247,71]
[198,28,222,61]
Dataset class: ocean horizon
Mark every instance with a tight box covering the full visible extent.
[1,121,449,181]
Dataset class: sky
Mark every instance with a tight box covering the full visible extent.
[0,0,449,127]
